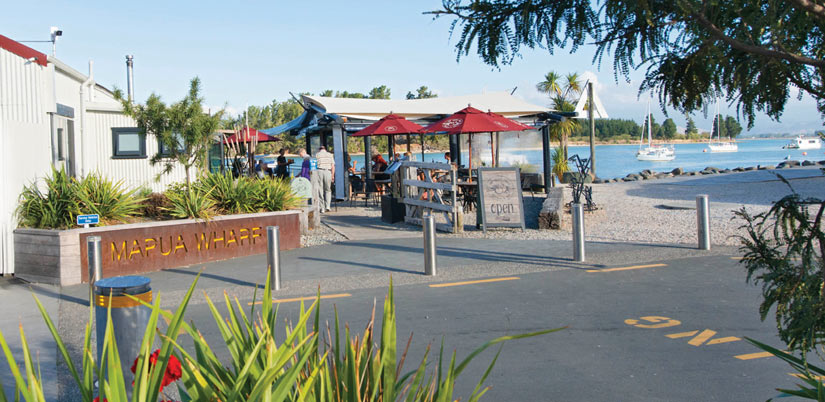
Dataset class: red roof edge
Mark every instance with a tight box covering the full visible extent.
[0,34,48,66]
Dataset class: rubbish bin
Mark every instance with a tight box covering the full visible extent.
[94,276,152,383]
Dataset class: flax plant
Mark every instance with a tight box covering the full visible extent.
[0,272,561,401]
[198,172,261,214]
[75,173,144,225]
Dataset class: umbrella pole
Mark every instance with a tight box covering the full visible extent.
[490,132,495,167]
[406,133,411,153]
[468,133,473,171]
[420,133,425,162]
[496,133,501,167]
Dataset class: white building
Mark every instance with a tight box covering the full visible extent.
[0,34,185,275]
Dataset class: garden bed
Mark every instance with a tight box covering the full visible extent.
[14,210,301,286]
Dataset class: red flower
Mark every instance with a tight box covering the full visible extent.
[93,398,107,402]
[130,349,183,389]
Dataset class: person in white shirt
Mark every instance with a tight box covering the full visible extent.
[313,146,335,213]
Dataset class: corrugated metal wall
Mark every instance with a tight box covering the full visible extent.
[0,47,51,275]
[86,110,187,192]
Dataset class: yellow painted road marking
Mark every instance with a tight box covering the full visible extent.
[789,373,825,381]
[666,330,699,339]
[429,277,520,288]
[687,329,717,346]
[707,336,741,345]
[735,351,773,360]
[248,293,351,306]
[625,316,681,329]
[587,263,667,273]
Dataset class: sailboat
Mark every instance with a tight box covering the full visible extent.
[636,102,675,161]
[708,100,738,152]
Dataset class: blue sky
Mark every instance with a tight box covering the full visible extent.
[3,0,822,134]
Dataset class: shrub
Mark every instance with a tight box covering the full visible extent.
[198,172,261,214]
[16,167,79,229]
[256,178,302,212]
[75,173,144,225]
[164,186,216,220]
[139,192,171,219]
[551,146,570,180]
[0,274,562,401]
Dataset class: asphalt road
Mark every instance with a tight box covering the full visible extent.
[177,253,792,401]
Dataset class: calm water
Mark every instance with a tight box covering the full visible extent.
[270,139,823,180]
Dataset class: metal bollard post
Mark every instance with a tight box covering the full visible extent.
[87,236,103,299]
[696,195,711,250]
[572,203,585,262]
[266,226,282,290]
[423,215,437,276]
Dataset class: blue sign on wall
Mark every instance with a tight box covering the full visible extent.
[77,214,100,225]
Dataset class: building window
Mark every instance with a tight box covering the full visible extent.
[112,127,146,158]
[57,128,65,161]
[158,133,185,157]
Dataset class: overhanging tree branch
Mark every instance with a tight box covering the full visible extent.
[691,12,825,68]
[787,0,825,21]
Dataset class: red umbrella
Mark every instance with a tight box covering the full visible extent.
[350,114,424,136]
[423,106,526,134]
[424,106,530,168]
[485,111,534,131]
[221,127,279,144]
[352,114,426,162]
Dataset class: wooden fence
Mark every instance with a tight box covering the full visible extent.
[399,161,463,233]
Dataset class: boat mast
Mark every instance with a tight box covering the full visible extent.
[647,101,652,146]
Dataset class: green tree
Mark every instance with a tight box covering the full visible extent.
[686,117,698,136]
[430,0,825,127]
[662,118,677,139]
[119,77,222,189]
[536,71,583,158]
[725,116,743,138]
[406,85,438,99]
[369,85,392,99]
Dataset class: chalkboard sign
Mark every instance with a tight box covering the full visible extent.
[477,167,525,232]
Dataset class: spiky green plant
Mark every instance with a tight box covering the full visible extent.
[256,178,303,212]
[551,146,570,182]
[164,186,216,220]
[0,271,562,401]
[75,173,144,225]
[16,167,80,229]
[198,172,261,214]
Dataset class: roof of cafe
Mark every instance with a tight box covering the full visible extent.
[301,91,551,121]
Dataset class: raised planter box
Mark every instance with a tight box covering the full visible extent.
[14,210,301,286]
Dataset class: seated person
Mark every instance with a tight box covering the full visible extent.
[372,153,390,193]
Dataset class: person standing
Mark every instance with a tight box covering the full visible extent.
[275,148,289,179]
[314,146,335,213]
[298,148,311,180]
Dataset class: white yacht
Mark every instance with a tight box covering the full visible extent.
[708,100,738,152]
[782,136,822,150]
[636,102,675,161]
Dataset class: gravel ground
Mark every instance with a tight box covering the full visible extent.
[317,168,825,247]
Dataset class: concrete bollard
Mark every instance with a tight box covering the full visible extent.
[572,203,585,262]
[267,226,282,290]
[423,215,437,276]
[87,236,103,300]
[696,195,711,250]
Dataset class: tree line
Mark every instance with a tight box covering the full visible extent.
[568,114,742,142]
[221,85,442,155]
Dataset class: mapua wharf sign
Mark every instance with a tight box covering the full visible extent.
[78,211,301,280]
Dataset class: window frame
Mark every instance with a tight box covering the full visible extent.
[157,133,185,158]
[111,127,147,159]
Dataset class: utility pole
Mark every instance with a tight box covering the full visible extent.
[588,82,596,177]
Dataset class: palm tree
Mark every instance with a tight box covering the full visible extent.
[538,71,584,159]
[536,71,563,96]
